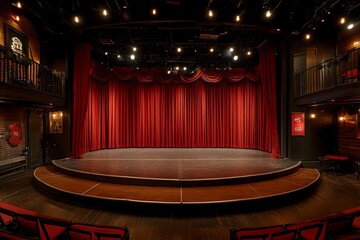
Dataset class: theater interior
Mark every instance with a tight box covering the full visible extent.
[1,0,360,239]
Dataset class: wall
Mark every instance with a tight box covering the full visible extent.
[0,105,26,161]
[338,108,360,158]
[0,0,40,62]
[337,27,360,54]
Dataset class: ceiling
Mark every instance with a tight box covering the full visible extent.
[15,0,360,68]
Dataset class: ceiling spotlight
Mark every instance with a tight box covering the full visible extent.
[130,54,135,60]
[177,47,182,53]
[276,28,281,32]
[152,8,157,15]
[16,2,22,8]
[167,70,171,74]
[305,34,311,40]
[208,10,213,17]
[233,55,238,61]
[102,9,108,16]
[117,54,121,58]
[175,66,179,70]
[105,52,108,55]
[74,15,80,23]
[347,23,354,30]
[15,15,20,21]
[183,67,187,71]
[235,15,240,22]
[321,19,325,23]
[133,47,137,52]
[247,51,252,56]
[265,10,272,18]
[229,47,234,52]
[210,48,214,52]
[340,17,346,25]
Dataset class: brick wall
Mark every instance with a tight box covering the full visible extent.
[0,105,26,161]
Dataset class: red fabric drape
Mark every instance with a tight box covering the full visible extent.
[259,43,281,158]
[71,43,280,158]
[71,44,92,158]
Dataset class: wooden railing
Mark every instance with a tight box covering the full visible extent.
[294,48,359,97]
[0,45,64,97]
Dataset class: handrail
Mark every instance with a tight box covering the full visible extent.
[294,48,359,97]
[0,44,64,97]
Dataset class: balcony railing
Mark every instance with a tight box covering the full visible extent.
[0,45,64,97]
[294,48,359,97]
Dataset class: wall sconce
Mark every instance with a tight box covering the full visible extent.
[310,113,316,119]
[354,41,359,49]
[339,116,346,125]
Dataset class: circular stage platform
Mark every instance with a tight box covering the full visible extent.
[34,149,320,204]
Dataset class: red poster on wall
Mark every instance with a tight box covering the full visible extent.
[291,112,305,136]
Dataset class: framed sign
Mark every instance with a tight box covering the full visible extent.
[4,24,29,57]
[291,112,305,136]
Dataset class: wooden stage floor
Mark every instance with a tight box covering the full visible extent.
[34,149,320,204]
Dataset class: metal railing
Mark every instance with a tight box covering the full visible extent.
[0,45,64,96]
[294,48,359,97]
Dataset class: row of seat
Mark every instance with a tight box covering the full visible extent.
[0,201,130,240]
[230,206,360,240]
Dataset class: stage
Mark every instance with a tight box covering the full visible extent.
[34,149,320,204]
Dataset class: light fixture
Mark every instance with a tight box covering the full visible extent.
[354,41,359,48]
[102,9,108,16]
[235,15,240,22]
[265,10,272,18]
[229,47,234,52]
[52,113,56,118]
[117,54,121,58]
[16,2,22,8]
[167,70,171,74]
[74,15,80,23]
[347,23,354,30]
[60,112,63,117]
[233,55,238,61]
[210,48,214,52]
[105,52,108,55]
[321,19,325,23]
[183,67,187,71]
[305,33,311,40]
[132,47,137,52]
[208,10,213,17]
[175,66,179,70]
[310,113,316,119]
[177,47,182,53]
[247,51,252,56]
[130,54,135,60]
[340,17,346,24]
[15,15,20,21]
[152,8,157,15]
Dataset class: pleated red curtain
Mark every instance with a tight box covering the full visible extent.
[71,43,280,158]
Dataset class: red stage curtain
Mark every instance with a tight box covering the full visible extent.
[71,43,92,158]
[259,43,281,158]
[71,44,280,158]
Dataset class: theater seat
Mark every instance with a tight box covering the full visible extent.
[287,221,325,240]
[270,229,297,240]
[230,226,284,240]
[0,202,37,232]
[69,223,129,240]
[342,206,360,229]
[0,230,31,239]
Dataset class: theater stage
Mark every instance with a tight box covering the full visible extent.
[34,149,320,204]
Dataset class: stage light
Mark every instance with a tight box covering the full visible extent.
[183,66,187,71]
[102,9,108,16]
[247,51,252,56]
[210,48,214,52]
[105,52,108,55]
[74,15,80,23]
[15,15,20,21]
[133,47,137,52]
[167,70,171,74]
[265,10,272,18]
[305,33,311,40]
[16,2,22,8]
[208,10,213,17]
[152,8,157,15]
[130,54,135,60]
[175,66,179,70]
[177,47,182,53]
[310,113,316,119]
[340,17,346,24]
[235,15,240,22]
[233,55,238,61]
[229,47,234,52]
[347,23,354,30]
[117,54,121,58]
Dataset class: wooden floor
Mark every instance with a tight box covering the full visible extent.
[33,149,319,204]
[1,170,360,240]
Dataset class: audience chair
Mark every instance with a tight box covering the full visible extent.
[37,214,71,240]
[67,226,93,240]
[286,221,325,240]
[0,202,37,231]
[0,230,32,240]
[230,226,284,240]
[69,223,129,240]
[270,229,297,240]
[342,206,360,229]
[324,214,355,238]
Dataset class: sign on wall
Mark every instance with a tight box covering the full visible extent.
[4,24,28,57]
[291,112,305,136]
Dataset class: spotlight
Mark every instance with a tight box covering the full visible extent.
[310,113,316,119]
[105,52,108,55]
[15,15,20,21]
[175,66,179,70]
[340,17,346,25]
[130,54,135,60]
[305,33,311,40]
[233,55,238,61]
[208,10,213,17]
[265,10,272,18]
[235,15,240,22]
[16,2,22,8]
[347,23,354,30]
[152,8,157,15]
[117,54,121,58]
[210,48,214,52]
[183,67,187,71]
[229,47,234,52]
[247,51,252,56]
[74,15,80,23]
[102,9,108,16]
[133,47,137,52]
[167,70,171,74]
[177,47,182,53]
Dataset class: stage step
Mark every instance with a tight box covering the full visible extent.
[34,166,320,204]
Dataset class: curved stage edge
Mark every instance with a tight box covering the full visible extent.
[34,149,321,205]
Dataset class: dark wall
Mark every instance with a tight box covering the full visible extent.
[338,108,360,158]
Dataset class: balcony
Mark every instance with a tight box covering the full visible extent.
[0,44,65,106]
[294,48,360,105]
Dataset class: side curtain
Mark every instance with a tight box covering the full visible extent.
[259,43,281,158]
[71,43,91,158]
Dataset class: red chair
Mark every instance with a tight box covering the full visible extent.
[37,214,71,240]
[69,223,129,240]
[270,229,297,240]
[287,221,325,240]
[324,214,355,238]
[0,202,37,231]
[230,226,284,240]
[0,230,32,239]
[342,206,360,229]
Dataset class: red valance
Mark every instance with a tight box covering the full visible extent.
[91,63,260,83]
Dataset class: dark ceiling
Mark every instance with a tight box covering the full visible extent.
[14,0,360,68]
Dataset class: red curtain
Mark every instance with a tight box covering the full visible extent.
[71,44,92,158]
[71,43,280,158]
